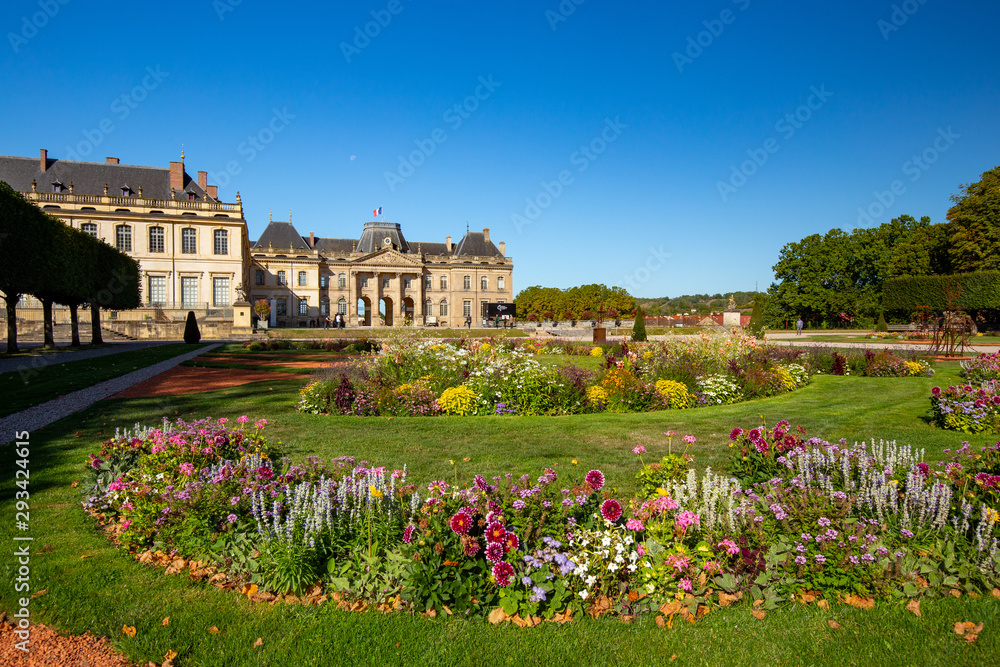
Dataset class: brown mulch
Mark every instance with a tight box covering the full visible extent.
[112,366,291,399]
[192,356,344,369]
[0,618,144,667]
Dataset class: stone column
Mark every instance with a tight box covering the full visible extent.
[398,272,405,325]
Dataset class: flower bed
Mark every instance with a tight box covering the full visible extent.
[929,382,1000,434]
[84,417,1000,622]
[962,352,1000,384]
[296,333,814,417]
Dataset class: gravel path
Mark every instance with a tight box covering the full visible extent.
[0,343,218,444]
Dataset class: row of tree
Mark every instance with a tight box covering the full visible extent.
[0,181,141,352]
[514,284,635,321]
[765,165,1000,327]
[639,291,757,315]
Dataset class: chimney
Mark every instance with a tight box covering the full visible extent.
[309,231,315,247]
[206,185,218,199]
[40,149,48,172]
[446,235,452,252]
[169,161,185,191]
[198,171,208,190]
[106,157,119,164]
[499,241,505,256]
[483,227,490,242]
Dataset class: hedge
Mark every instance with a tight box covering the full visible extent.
[883,271,1000,313]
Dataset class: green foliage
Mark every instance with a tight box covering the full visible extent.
[882,271,1000,314]
[184,311,202,344]
[515,284,635,320]
[946,165,1000,272]
[635,455,690,499]
[876,311,888,332]
[747,295,765,339]
[631,306,647,341]
[259,539,321,596]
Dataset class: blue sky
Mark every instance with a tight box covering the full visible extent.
[2,0,998,298]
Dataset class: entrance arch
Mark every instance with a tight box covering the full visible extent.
[402,297,414,325]
[379,296,393,327]
[357,297,371,326]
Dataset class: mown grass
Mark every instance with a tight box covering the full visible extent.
[265,327,527,339]
[1,361,998,665]
[0,343,195,417]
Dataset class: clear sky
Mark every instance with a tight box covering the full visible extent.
[2,0,998,298]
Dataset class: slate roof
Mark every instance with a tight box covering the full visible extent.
[312,238,356,255]
[0,154,215,201]
[453,231,502,257]
[357,221,410,254]
[252,221,311,250]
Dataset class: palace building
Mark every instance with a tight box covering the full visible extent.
[0,149,514,331]
[250,218,513,327]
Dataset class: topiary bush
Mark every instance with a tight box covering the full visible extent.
[632,307,647,342]
[183,311,201,344]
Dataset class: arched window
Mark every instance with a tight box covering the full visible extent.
[338,298,347,315]
[148,226,164,253]
[424,298,432,315]
[320,299,329,316]
[338,273,346,289]
[181,228,197,253]
[277,270,286,285]
[298,271,307,286]
[81,223,98,237]
[440,299,449,316]
[440,276,447,290]
[480,276,488,290]
[497,276,505,291]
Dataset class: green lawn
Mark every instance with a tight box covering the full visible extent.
[1,361,998,666]
[264,327,528,339]
[0,343,196,417]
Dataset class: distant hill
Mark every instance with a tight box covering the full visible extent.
[637,292,756,315]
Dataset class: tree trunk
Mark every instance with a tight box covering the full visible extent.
[4,294,19,354]
[42,297,55,349]
[90,302,104,345]
[69,303,81,346]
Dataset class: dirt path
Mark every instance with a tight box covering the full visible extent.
[192,356,347,369]
[112,366,298,399]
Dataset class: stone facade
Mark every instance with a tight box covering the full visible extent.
[251,220,513,327]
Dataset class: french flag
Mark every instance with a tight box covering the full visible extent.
[373,206,382,217]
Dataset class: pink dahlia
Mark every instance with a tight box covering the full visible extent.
[492,561,514,587]
[504,532,520,552]
[450,511,472,535]
[729,428,743,441]
[485,542,506,563]
[600,499,623,522]
[585,469,605,491]
[486,522,506,544]
[463,539,481,558]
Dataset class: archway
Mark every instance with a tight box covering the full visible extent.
[357,297,371,326]
[379,296,393,327]
[402,297,414,325]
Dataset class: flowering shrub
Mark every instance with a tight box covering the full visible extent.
[437,385,478,415]
[962,352,1000,383]
[725,420,806,484]
[929,382,1000,434]
[696,375,743,405]
[590,347,604,357]
[654,380,693,409]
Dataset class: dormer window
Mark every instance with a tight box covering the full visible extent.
[121,184,134,196]
[186,190,197,201]
[51,181,64,192]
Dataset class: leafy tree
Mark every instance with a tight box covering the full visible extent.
[747,294,766,339]
[887,219,951,277]
[88,242,141,345]
[946,165,1000,272]
[632,307,647,341]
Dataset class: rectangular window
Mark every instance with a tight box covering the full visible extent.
[181,277,198,308]
[463,300,472,317]
[403,277,412,289]
[116,225,132,252]
[440,276,447,290]
[463,276,471,290]
[338,299,347,315]
[338,274,346,289]
[255,269,265,285]
[320,300,329,316]
[299,298,308,315]
[425,276,432,290]
[214,229,228,255]
[320,274,328,287]
[276,298,287,316]
[81,223,98,237]
[148,227,164,253]
[481,300,488,319]
[298,271,307,286]
[360,277,369,288]
[481,276,488,290]
[148,276,166,305]
[181,228,197,254]
[277,271,286,285]
[497,276,505,291]
[382,277,390,289]
[213,277,230,307]
[440,301,449,316]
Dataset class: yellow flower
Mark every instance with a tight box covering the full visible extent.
[655,488,669,496]
[369,485,383,498]
[571,458,579,465]
[590,347,604,357]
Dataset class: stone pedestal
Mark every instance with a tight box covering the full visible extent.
[723,311,741,327]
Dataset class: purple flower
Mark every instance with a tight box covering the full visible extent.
[226,513,237,523]
[230,496,240,506]
[794,555,807,566]
[817,517,831,527]
[814,554,827,563]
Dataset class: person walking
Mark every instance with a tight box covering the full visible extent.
[795,317,804,335]
[465,314,472,329]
